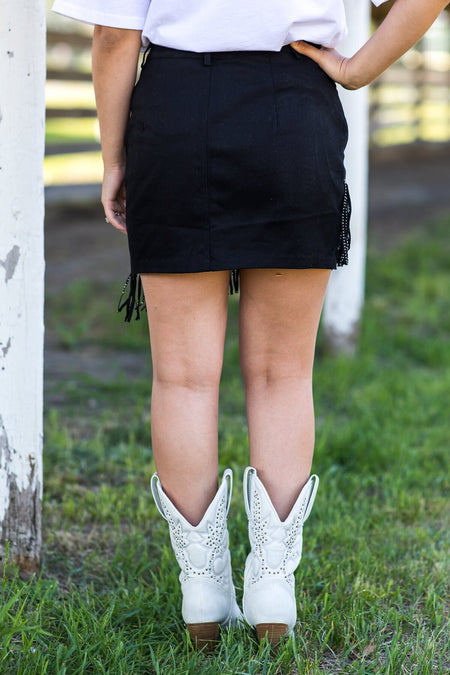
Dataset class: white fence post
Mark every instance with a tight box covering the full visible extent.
[0,1,46,575]
[323,1,371,353]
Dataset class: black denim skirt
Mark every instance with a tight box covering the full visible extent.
[124,43,351,276]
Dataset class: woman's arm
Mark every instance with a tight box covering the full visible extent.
[92,26,142,232]
[290,0,449,90]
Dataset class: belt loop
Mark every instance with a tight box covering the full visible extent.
[203,52,211,66]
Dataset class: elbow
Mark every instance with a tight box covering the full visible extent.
[93,25,141,52]
[344,79,364,91]
[341,58,370,91]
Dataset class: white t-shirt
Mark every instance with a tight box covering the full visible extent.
[52,0,389,52]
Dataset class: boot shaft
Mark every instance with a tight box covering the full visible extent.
[150,469,233,586]
[243,466,319,632]
[244,467,319,582]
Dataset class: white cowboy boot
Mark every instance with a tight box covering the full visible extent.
[150,469,242,649]
[243,466,319,645]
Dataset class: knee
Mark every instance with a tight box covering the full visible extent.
[154,355,223,393]
[240,353,312,389]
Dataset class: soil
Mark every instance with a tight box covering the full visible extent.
[44,144,450,396]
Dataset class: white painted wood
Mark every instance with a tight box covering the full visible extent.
[0,0,46,574]
[323,0,371,353]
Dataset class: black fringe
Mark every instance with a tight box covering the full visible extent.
[229,269,240,295]
[337,183,352,267]
[118,273,146,322]
[119,269,239,322]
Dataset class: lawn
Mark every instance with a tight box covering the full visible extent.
[1,217,449,674]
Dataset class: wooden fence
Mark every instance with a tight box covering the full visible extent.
[46,11,450,164]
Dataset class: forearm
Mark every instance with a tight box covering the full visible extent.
[92,26,142,168]
[347,0,449,88]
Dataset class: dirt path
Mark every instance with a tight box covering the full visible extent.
[367,145,450,250]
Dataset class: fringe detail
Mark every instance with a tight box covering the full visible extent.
[118,273,146,322]
[119,270,238,321]
[229,269,240,295]
[337,183,352,267]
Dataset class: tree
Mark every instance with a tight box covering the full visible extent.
[0,1,46,575]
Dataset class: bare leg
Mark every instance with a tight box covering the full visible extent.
[239,268,330,520]
[141,271,230,525]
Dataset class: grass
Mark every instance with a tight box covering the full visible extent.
[45,118,99,146]
[2,217,449,673]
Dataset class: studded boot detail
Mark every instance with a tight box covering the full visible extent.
[242,466,319,645]
[151,469,242,649]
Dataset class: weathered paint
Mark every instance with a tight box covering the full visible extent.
[0,416,42,576]
[323,0,370,353]
[1,338,12,358]
[0,245,21,282]
[0,0,46,573]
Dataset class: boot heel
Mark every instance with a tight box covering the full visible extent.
[256,623,289,645]
[187,622,220,650]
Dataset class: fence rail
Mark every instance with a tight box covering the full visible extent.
[46,13,450,159]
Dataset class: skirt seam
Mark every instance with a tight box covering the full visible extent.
[205,61,213,268]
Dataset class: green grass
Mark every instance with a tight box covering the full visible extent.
[45,118,99,146]
[2,217,449,673]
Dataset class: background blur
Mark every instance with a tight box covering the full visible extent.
[5,6,446,672]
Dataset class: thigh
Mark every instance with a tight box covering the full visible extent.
[141,271,230,381]
[238,268,331,379]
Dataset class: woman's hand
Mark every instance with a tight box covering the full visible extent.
[291,0,449,90]
[102,164,127,234]
[289,42,360,89]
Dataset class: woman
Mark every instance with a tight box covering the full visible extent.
[53,0,448,648]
